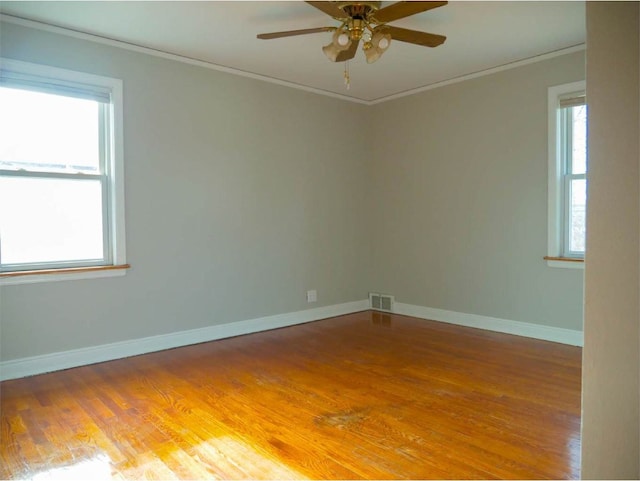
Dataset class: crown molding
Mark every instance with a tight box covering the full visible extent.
[368,44,586,105]
[0,14,371,105]
[1,14,585,106]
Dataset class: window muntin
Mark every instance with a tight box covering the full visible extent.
[0,60,125,276]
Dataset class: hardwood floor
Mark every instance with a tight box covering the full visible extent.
[1,311,582,479]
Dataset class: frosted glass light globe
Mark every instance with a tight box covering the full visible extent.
[337,33,350,46]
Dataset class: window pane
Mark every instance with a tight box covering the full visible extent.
[569,178,586,253]
[0,87,100,174]
[0,177,104,265]
[571,105,587,175]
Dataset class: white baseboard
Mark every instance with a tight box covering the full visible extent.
[393,303,583,347]
[0,299,369,381]
[1,300,582,381]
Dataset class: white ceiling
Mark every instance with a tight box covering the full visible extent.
[0,1,585,103]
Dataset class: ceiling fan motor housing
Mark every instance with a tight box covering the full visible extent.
[336,1,382,18]
[337,2,382,41]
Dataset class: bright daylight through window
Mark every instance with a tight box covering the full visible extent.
[561,101,587,255]
[547,80,587,267]
[0,60,126,282]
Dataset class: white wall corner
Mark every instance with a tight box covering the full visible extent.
[394,302,583,347]
[0,299,369,381]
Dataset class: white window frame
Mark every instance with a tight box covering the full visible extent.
[0,59,126,285]
[547,80,586,269]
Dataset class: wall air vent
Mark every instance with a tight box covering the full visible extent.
[369,292,394,312]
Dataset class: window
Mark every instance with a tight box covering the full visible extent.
[0,59,126,284]
[547,80,587,268]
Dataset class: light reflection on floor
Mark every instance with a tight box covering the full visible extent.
[566,430,582,477]
[29,454,113,481]
[23,435,309,480]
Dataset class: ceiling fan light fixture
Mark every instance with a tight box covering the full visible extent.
[363,28,391,64]
[371,29,391,52]
[322,42,340,61]
[330,27,352,51]
[363,43,382,64]
[377,36,390,50]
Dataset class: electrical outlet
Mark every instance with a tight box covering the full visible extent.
[306,289,317,303]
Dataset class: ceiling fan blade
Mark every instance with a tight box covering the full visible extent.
[305,1,347,19]
[335,38,360,62]
[372,1,447,24]
[257,26,336,40]
[386,26,446,47]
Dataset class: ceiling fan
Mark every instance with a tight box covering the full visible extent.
[257,1,447,64]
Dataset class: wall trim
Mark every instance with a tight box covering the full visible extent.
[1,14,584,106]
[0,300,583,381]
[0,300,369,381]
[394,302,583,347]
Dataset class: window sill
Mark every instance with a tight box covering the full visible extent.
[0,264,130,286]
[544,256,584,269]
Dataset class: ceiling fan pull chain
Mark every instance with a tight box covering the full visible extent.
[344,61,351,90]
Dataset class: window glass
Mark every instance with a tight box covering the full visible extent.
[569,178,586,253]
[0,87,100,174]
[571,105,587,175]
[0,177,104,265]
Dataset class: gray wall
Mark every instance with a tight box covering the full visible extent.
[581,2,639,477]
[0,22,371,360]
[0,21,585,362]
[369,51,585,330]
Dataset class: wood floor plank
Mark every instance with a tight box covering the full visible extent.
[0,311,581,479]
